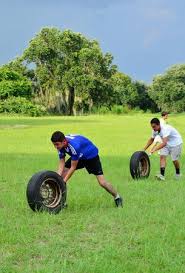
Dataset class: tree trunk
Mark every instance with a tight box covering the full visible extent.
[68,86,75,115]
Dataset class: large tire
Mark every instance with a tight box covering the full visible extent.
[130,151,150,179]
[26,170,67,214]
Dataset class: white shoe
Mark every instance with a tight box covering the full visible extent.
[155,174,165,181]
[175,174,182,179]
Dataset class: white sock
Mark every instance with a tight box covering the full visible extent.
[115,194,120,200]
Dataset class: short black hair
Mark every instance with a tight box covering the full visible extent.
[150,118,160,125]
[161,111,168,117]
[51,131,65,142]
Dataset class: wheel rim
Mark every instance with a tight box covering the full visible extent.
[40,178,62,208]
[138,157,149,177]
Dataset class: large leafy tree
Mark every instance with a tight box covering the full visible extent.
[134,81,158,112]
[149,64,185,112]
[109,72,139,107]
[22,27,117,115]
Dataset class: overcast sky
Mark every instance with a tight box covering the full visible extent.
[0,0,185,82]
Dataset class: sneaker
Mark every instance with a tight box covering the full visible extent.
[155,174,165,181]
[115,196,123,207]
[175,174,182,180]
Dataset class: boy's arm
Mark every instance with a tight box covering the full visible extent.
[63,160,78,183]
[57,158,65,176]
[150,137,168,153]
[143,138,154,151]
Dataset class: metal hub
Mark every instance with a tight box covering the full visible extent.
[40,178,62,208]
[138,157,149,177]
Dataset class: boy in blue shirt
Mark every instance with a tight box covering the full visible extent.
[51,131,123,207]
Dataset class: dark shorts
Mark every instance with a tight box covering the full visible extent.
[65,155,103,175]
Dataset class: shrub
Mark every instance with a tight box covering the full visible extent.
[111,105,123,114]
[0,97,46,116]
[98,106,110,114]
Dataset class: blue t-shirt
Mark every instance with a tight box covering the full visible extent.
[58,134,98,161]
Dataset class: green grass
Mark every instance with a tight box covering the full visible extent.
[1,114,185,273]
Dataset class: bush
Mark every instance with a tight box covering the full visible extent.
[90,105,147,115]
[111,105,131,114]
[91,105,139,115]
[0,67,32,99]
[111,105,123,114]
[0,97,47,116]
[90,106,111,114]
[98,106,110,114]
[129,106,144,114]
[0,80,32,99]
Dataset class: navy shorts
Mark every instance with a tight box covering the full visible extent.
[65,155,103,175]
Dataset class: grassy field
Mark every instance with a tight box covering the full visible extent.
[1,113,185,273]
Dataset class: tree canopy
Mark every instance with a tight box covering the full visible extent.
[149,64,185,112]
[0,26,184,115]
[22,27,118,115]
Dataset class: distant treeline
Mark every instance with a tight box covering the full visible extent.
[0,27,185,116]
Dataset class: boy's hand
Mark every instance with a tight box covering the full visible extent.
[148,149,155,156]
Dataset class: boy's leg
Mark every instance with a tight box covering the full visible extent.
[96,175,117,197]
[173,160,180,174]
[156,146,169,180]
[171,144,182,176]
[85,156,123,207]
[155,154,167,180]
[160,155,167,176]
[96,175,123,207]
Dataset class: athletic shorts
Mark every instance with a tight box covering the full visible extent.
[160,144,182,161]
[65,155,103,175]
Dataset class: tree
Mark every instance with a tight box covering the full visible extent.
[110,72,139,107]
[134,81,158,112]
[22,27,117,115]
[149,64,185,112]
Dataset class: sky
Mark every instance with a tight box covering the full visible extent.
[0,0,185,82]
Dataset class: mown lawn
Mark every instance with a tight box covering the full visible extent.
[1,114,185,273]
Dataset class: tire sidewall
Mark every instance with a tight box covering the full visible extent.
[130,151,150,179]
[26,170,66,214]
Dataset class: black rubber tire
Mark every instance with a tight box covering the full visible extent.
[130,151,150,179]
[26,170,67,214]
